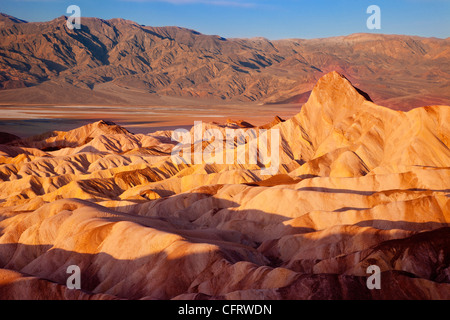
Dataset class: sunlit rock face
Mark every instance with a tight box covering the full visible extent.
[0,72,449,300]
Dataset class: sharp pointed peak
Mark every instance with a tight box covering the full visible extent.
[315,71,353,88]
[308,71,373,106]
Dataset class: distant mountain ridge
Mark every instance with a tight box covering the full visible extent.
[0,13,450,109]
[0,72,449,300]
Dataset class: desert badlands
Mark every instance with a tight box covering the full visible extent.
[0,71,449,300]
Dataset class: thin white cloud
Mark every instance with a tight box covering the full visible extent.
[122,0,257,8]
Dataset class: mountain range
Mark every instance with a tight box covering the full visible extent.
[1,13,450,109]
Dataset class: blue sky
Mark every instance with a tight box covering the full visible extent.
[1,0,449,39]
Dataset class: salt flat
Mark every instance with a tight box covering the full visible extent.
[0,103,301,137]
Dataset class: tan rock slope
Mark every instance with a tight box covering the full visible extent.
[0,72,449,300]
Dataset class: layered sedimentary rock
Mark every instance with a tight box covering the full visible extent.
[0,72,449,299]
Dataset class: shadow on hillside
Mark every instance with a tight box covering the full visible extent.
[0,227,449,300]
[0,242,208,300]
[355,220,450,231]
[296,186,450,196]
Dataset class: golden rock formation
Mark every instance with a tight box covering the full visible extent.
[0,72,449,299]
